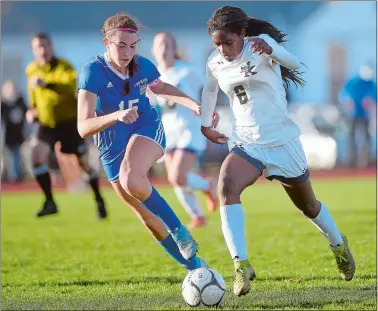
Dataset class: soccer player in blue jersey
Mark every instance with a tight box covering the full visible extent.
[77,12,208,270]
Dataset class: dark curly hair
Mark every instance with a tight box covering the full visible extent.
[207,6,305,89]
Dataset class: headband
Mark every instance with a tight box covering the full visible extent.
[106,28,137,35]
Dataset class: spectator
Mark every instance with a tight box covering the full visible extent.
[1,80,28,183]
[339,64,377,168]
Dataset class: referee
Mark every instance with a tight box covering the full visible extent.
[25,32,107,219]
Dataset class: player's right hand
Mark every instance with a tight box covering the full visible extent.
[193,104,201,116]
[201,126,228,145]
[30,76,47,88]
[25,108,38,124]
[117,106,139,124]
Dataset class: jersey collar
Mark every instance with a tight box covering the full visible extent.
[103,52,129,80]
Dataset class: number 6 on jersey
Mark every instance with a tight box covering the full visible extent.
[234,85,248,105]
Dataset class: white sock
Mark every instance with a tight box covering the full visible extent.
[174,186,204,218]
[307,202,343,248]
[186,172,210,191]
[220,204,248,261]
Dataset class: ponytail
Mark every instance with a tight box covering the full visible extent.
[246,18,305,89]
[128,57,139,78]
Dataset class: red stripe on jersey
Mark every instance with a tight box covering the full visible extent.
[148,78,162,90]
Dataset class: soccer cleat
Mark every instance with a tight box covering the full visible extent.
[233,259,256,296]
[36,200,58,217]
[171,224,198,261]
[188,216,206,230]
[204,179,219,212]
[331,234,356,281]
[96,197,107,219]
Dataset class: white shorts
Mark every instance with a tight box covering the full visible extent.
[163,117,206,156]
[228,136,310,183]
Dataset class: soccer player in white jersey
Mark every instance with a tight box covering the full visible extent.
[200,6,356,296]
[150,32,219,229]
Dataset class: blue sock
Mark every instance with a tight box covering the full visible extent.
[142,187,181,232]
[159,235,200,270]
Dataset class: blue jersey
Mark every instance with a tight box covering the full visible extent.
[339,76,377,118]
[78,53,165,181]
[78,54,160,153]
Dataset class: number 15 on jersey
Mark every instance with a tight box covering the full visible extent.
[119,99,139,110]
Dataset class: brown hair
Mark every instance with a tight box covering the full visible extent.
[31,32,51,42]
[102,12,143,95]
[207,6,305,89]
[30,32,52,46]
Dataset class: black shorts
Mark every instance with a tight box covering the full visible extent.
[37,119,87,156]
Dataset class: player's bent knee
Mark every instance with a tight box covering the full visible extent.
[119,173,148,201]
[167,172,186,187]
[119,174,132,195]
[31,143,49,166]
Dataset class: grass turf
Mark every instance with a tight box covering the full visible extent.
[1,178,376,310]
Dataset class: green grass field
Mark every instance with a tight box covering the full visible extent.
[2,178,377,310]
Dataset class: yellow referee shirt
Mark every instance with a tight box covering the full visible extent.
[25,57,78,128]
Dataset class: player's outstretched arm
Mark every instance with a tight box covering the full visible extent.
[149,80,201,115]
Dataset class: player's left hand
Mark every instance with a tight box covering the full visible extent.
[201,126,228,145]
[247,38,273,55]
[30,76,47,88]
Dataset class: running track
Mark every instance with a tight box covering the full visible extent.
[2,168,376,193]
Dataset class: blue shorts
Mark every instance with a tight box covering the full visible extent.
[100,114,166,182]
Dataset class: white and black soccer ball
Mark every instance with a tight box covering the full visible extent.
[182,267,226,307]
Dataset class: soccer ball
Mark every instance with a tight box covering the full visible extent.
[182,267,226,307]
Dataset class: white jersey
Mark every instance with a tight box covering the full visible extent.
[202,34,301,148]
[157,60,203,129]
[156,60,207,154]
